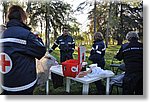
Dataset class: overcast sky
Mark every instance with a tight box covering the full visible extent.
[63,0,93,32]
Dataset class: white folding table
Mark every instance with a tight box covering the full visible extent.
[47,65,114,95]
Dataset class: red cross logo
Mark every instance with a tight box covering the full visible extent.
[0,53,12,74]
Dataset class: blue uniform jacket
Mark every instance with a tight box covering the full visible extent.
[89,40,106,68]
[0,19,46,90]
[115,40,143,73]
[51,34,75,53]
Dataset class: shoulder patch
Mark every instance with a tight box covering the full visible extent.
[0,53,12,74]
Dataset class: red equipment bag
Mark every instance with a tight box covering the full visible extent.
[61,46,86,78]
[62,59,81,78]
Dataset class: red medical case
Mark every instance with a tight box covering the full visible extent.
[61,46,86,78]
[62,59,81,78]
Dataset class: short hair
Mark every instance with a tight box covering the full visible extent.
[7,5,27,22]
[94,32,104,41]
[62,26,68,30]
[126,31,139,41]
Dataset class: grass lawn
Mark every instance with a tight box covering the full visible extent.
[34,44,123,95]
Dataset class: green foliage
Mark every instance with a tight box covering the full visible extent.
[85,0,143,45]
[26,1,73,31]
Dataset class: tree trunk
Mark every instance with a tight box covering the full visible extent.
[93,0,97,33]
[106,2,111,48]
[45,4,48,50]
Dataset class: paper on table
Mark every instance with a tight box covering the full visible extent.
[87,67,114,78]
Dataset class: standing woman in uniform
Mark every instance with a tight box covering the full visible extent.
[0,5,46,95]
[89,32,106,94]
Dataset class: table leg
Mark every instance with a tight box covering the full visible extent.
[82,84,89,95]
[106,77,110,95]
[46,80,49,95]
[66,78,71,93]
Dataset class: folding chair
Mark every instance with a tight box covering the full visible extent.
[109,64,126,94]
[109,57,126,94]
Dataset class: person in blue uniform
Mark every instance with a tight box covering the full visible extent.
[88,32,106,94]
[49,27,75,88]
[115,31,143,95]
[49,27,75,62]
[0,5,46,95]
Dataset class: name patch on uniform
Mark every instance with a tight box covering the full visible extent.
[123,47,143,52]
[0,53,12,74]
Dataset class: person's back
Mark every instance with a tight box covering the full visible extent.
[117,39,143,73]
[0,5,46,95]
[124,40,143,72]
[115,31,143,95]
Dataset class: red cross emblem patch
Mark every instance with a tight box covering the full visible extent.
[0,53,12,74]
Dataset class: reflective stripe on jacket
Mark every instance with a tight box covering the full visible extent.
[0,19,46,91]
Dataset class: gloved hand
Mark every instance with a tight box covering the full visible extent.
[48,49,53,53]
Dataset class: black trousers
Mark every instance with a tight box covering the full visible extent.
[1,84,36,95]
[122,72,143,95]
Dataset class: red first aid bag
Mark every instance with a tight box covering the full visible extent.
[61,46,86,78]
[62,59,81,78]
